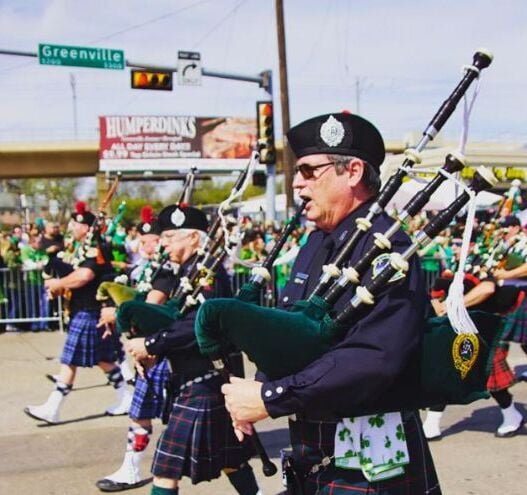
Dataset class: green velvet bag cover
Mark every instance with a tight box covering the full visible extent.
[236,282,262,305]
[196,298,502,408]
[195,297,337,380]
[117,299,180,337]
[420,311,502,406]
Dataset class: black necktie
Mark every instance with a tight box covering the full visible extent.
[306,234,335,296]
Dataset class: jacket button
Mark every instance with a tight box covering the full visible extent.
[264,390,272,398]
[276,386,284,394]
[283,296,289,302]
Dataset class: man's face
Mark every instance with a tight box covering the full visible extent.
[44,223,55,235]
[293,154,358,232]
[71,221,89,241]
[139,234,159,258]
[30,236,40,249]
[160,229,194,264]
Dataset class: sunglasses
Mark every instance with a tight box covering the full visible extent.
[293,161,335,180]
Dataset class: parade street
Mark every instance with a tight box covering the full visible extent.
[0,329,525,495]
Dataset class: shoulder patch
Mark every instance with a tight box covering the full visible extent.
[371,253,405,283]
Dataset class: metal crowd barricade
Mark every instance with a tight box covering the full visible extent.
[420,256,445,293]
[0,267,64,332]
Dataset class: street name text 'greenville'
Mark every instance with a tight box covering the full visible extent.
[40,45,123,63]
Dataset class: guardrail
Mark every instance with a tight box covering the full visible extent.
[0,267,64,332]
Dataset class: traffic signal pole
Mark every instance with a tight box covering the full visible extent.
[0,49,272,93]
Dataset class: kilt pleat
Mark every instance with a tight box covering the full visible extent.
[60,311,120,367]
[501,296,527,345]
[129,359,170,420]
[151,375,253,484]
[486,342,516,392]
[289,412,442,494]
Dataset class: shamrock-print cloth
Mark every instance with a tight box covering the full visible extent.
[334,412,409,482]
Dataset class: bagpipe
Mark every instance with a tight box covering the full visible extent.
[196,167,499,410]
[116,160,254,339]
[195,50,502,413]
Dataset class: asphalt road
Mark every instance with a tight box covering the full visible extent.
[1,330,526,495]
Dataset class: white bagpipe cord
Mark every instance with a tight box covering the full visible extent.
[445,73,482,335]
[217,151,258,265]
[445,190,478,335]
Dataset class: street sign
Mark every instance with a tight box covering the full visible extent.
[177,51,201,86]
[38,43,125,70]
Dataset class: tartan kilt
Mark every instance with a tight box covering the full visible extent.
[288,411,442,495]
[60,310,120,367]
[129,359,170,420]
[151,374,254,484]
[486,342,516,392]
[501,295,527,345]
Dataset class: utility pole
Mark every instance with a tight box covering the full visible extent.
[69,73,78,139]
[275,0,294,212]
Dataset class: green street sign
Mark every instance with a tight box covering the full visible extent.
[38,43,125,70]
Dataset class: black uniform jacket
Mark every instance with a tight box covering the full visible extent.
[144,254,233,376]
[262,200,427,420]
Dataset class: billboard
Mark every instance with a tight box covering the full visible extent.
[98,115,260,172]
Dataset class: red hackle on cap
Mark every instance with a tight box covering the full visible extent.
[140,205,154,224]
[75,201,87,214]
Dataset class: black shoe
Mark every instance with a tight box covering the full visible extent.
[45,374,57,384]
[95,478,151,492]
[425,433,442,442]
[518,373,527,382]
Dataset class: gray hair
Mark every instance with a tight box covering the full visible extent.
[329,154,381,195]
[177,228,208,245]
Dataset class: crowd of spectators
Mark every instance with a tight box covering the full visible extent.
[1,210,475,332]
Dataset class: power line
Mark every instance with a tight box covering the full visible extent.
[88,0,215,44]
[191,0,248,49]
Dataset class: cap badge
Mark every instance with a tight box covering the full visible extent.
[142,223,151,233]
[76,214,83,222]
[320,115,345,147]
[170,208,186,227]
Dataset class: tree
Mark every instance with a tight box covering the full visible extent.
[7,178,81,224]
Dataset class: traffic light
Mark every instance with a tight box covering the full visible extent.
[131,69,173,91]
[256,101,276,164]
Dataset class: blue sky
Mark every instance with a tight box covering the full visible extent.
[0,0,526,144]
